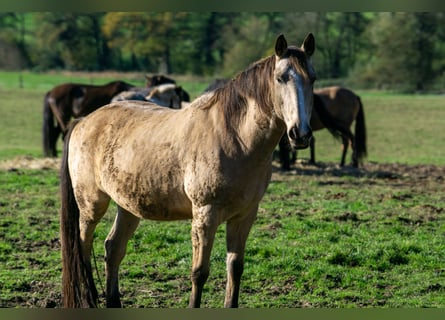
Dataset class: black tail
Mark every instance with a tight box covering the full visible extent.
[354,96,367,164]
[60,120,98,308]
[313,93,352,141]
[42,93,58,157]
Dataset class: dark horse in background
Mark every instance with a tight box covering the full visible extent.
[42,80,134,157]
[279,86,367,169]
[145,74,191,102]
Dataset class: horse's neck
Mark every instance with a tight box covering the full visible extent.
[224,98,285,161]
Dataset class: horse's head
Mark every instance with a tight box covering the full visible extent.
[114,81,134,94]
[273,33,315,150]
[146,83,182,109]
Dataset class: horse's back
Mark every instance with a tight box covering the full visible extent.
[69,101,195,220]
[68,99,272,222]
[314,86,360,124]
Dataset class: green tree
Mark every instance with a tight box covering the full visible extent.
[102,12,192,73]
[31,13,107,70]
[313,12,369,79]
[0,13,29,69]
[221,13,282,77]
[355,12,439,92]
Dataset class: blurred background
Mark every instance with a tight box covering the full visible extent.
[1,12,444,93]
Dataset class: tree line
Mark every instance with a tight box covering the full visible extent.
[1,12,445,92]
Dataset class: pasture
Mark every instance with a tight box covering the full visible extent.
[0,71,445,308]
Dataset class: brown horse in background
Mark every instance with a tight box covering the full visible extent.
[60,33,316,308]
[42,80,134,157]
[312,86,367,167]
[279,86,367,169]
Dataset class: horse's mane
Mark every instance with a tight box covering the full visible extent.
[197,46,310,132]
[199,54,276,131]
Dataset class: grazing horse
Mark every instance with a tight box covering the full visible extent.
[112,83,184,109]
[279,86,367,169]
[60,33,316,308]
[42,80,134,157]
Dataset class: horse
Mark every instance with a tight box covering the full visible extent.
[145,74,190,102]
[312,86,367,167]
[279,86,367,169]
[42,80,134,157]
[145,74,176,87]
[111,83,184,109]
[60,33,316,308]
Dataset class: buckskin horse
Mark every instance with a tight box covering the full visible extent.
[42,80,134,157]
[60,33,316,308]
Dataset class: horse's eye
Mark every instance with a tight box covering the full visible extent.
[277,74,288,84]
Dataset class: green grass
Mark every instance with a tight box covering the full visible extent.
[1,164,444,307]
[296,92,445,165]
[1,71,445,308]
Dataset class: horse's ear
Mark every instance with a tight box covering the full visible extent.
[301,33,315,57]
[275,34,288,58]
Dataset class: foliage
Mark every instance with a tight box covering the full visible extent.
[1,12,445,92]
[351,13,440,92]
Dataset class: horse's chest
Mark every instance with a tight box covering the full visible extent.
[184,164,271,211]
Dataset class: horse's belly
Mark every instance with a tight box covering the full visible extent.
[112,189,193,221]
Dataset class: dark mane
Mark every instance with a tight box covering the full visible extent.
[200,47,311,133]
[200,54,276,131]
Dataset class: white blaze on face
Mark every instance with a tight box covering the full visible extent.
[280,68,311,139]
[292,69,311,138]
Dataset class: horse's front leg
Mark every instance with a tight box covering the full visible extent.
[104,206,140,308]
[189,205,218,308]
[224,207,257,308]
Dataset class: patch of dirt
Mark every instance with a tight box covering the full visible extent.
[272,160,445,187]
[0,155,60,171]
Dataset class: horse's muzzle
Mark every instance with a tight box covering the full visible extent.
[288,127,313,150]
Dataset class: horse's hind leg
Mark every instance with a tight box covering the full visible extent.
[224,207,257,308]
[189,205,219,308]
[340,135,348,166]
[76,190,111,306]
[104,206,140,308]
[351,136,358,168]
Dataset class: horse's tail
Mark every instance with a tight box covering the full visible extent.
[42,92,55,157]
[313,93,352,140]
[60,120,98,308]
[354,96,367,163]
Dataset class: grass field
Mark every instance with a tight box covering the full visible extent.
[0,71,444,308]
